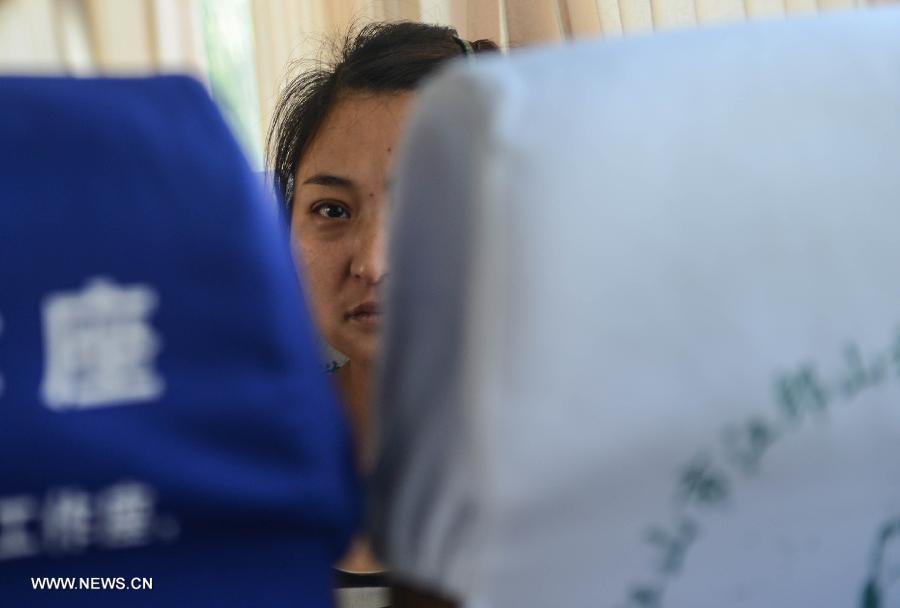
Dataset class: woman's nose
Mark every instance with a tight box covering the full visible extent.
[350,219,387,285]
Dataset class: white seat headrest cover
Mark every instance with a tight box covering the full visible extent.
[374,8,900,607]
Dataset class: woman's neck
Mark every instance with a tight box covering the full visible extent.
[336,360,371,462]
[334,359,385,574]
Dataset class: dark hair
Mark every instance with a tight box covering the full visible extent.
[266,21,498,218]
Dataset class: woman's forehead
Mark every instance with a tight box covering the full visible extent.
[297,92,416,182]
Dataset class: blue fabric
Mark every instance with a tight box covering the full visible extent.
[0,76,358,605]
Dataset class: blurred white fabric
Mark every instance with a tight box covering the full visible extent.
[373,7,900,607]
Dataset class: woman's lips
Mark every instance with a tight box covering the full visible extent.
[346,302,382,326]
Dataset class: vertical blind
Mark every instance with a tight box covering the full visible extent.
[0,0,890,160]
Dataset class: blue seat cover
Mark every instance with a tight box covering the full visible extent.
[0,76,359,606]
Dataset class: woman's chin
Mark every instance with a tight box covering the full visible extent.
[334,335,380,368]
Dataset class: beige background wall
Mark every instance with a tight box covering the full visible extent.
[1,0,894,158]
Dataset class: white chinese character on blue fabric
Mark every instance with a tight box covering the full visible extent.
[41,488,91,555]
[40,277,164,409]
[95,482,156,548]
[0,496,39,560]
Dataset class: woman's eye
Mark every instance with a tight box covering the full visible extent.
[313,202,350,220]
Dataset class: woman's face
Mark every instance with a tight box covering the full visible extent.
[291,92,415,366]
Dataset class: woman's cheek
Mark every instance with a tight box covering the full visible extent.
[301,239,347,316]
[289,235,326,309]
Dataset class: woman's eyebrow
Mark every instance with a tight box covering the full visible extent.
[301,173,355,188]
